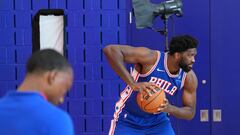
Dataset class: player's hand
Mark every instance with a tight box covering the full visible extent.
[130,82,159,100]
[153,98,170,114]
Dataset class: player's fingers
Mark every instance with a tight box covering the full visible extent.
[149,86,158,93]
[157,107,163,112]
[153,111,161,115]
[144,88,152,97]
[164,98,168,104]
[160,103,166,108]
[139,88,144,101]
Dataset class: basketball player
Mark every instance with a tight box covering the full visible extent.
[0,49,74,135]
[103,35,198,135]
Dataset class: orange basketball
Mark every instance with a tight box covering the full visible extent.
[136,87,166,113]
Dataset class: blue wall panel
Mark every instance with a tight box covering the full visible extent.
[0,48,6,64]
[103,99,116,115]
[102,11,118,28]
[85,0,100,10]
[0,29,14,46]
[102,0,117,10]
[15,0,31,10]
[102,29,118,46]
[85,63,101,80]
[6,47,15,64]
[16,29,32,45]
[67,11,83,28]
[67,0,82,10]
[16,65,25,82]
[72,116,85,135]
[102,63,118,80]
[0,65,15,81]
[211,0,240,134]
[32,0,48,10]
[119,12,127,27]
[0,82,15,97]
[86,81,101,98]
[69,99,84,115]
[85,28,101,45]
[68,28,84,46]
[0,11,14,28]
[0,0,13,10]
[85,11,100,27]
[49,0,66,9]
[16,47,32,64]
[103,116,112,133]
[69,82,84,98]
[102,81,119,98]
[85,99,102,115]
[68,46,84,64]
[86,116,102,132]
[85,46,101,62]
[72,64,84,81]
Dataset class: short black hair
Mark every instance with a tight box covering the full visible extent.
[26,49,71,73]
[169,35,198,55]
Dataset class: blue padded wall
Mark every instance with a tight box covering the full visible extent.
[0,0,128,135]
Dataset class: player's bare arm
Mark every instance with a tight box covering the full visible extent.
[103,45,159,95]
[158,70,198,120]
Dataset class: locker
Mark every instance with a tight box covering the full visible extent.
[102,11,118,28]
[6,47,15,64]
[67,11,83,28]
[102,0,117,10]
[16,46,32,64]
[15,11,32,28]
[72,64,84,81]
[0,11,14,28]
[67,0,82,10]
[0,48,6,64]
[85,81,101,98]
[119,12,127,27]
[68,28,84,46]
[16,65,25,82]
[15,0,31,10]
[86,116,102,132]
[49,0,66,9]
[0,65,15,81]
[85,28,101,45]
[102,63,118,80]
[0,29,14,46]
[69,82,84,98]
[85,47,101,62]
[0,0,13,10]
[102,116,112,133]
[71,116,85,134]
[102,28,118,46]
[16,29,32,45]
[85,0,101,10]
[85,99,102,115]
[32,0,48,10]
[102,99,116,115]
[85,11,100,27]
[85,63,101,80]
[102,81,119,98]
[68,99,84,115]
[67,46,84,64]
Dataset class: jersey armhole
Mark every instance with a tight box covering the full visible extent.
[181,72,187,89]
[139,51,160,77]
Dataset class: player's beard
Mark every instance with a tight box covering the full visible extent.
[179,59,192,72]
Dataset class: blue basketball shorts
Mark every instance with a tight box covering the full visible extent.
[111,119,175,135]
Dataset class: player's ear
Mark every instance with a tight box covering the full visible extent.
[46,71,58,86]
[174,52,181,60]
